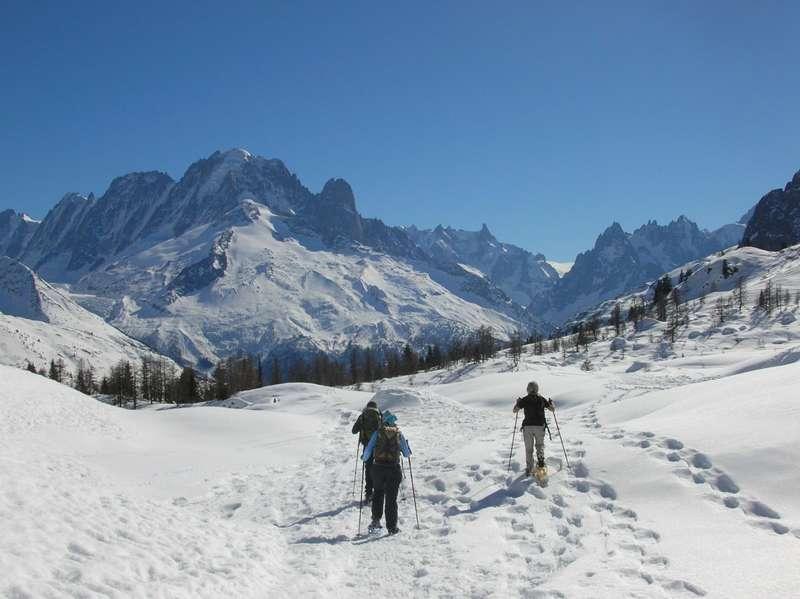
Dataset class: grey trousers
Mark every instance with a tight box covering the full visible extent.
[522,425,546,470]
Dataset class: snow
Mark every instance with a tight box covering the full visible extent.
[0,258,175,373]
[80,203,523,366]
[3,243,800,597]
[547,260,574,277]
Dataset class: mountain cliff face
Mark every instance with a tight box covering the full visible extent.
[741,170,800,251]
[534,217,745,325]
[2,150,531,366]
[0,210,39,259]
[406,224,560,306]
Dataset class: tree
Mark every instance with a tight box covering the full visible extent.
[715,297,728,325]
[74,360,95,395]
[270,357,282,386]
[176,367,200,404]
[722,259,738,279]
[652,275,673,313]
[509,330,523,370]
[349,346,361,385]
[733,277,747,313]
[401,344,419,376]
[25,361,37,374]
[48,358,65,383]
[610,303,623,337]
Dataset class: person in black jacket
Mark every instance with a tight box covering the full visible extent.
[352,400,382,501]
[513,381,554,474]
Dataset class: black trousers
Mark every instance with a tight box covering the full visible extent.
[371,462,402,529]
[364,456,374,495]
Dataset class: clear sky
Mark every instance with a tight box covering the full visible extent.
[2,1,800,260]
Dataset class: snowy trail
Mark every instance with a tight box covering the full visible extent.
[194,385,715,598]
[3,354,800,598]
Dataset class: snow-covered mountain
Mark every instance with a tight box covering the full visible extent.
[77,200,527,367]
[0,209,39,259]
[405,224,560,305]
[534,216,745,326]
[741,169,800,251]
[0,256,174,373]
[2,150,532,367]
[0,148,757,367]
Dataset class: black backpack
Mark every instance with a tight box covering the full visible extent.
[359,407,382,445]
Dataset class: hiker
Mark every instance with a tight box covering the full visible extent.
[513,381,554,475]
[352,400,382,501]
[362,410,411,535]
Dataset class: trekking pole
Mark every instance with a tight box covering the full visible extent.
[550,403,571,470]
[507,409,520,472]
[407,456,421,529]
[357,462,365,536]
[352,439,360,498]
[400,458,408,501]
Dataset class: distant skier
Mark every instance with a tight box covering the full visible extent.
[513,381,554,475]
[362,410,411,535]
[352,400,382,501]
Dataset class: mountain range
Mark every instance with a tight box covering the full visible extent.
[0,148,760,369]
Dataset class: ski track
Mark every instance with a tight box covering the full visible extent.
[187,388,711,597]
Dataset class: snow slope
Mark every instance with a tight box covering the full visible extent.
[79,201,523,367]
[0,257,173,373]
[3,295,800,599]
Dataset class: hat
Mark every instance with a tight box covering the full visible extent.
[527,381,539,394]
[366,400,377,408]
[383,411,398,426]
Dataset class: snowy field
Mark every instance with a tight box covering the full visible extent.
[2,326,800,598]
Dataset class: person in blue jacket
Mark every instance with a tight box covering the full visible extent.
[362,410,411,535]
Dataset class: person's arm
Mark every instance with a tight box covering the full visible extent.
[399,433,412,458]
[362,431,378,461]
[351,414,362,435]
[513,397,522,413]
[546,397,555,412]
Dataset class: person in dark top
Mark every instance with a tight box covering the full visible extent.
[513,381,554,474]
[352,400,382,501]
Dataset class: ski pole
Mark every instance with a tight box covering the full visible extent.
[407,456,420,529]
[400,458,407,501]
[357,462,365,536]
[550,402,571,470]
[352,438,360,498]
[507,408,520,472]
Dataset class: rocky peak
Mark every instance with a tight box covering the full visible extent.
[319,178,357,212]
[785,170,800,192]
[741,168,800,251]
[596,222,628,246]
[0,210,40,258]
[102,171,174,201]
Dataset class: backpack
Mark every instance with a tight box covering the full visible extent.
[374,425,401,464]
[360,407,382,445]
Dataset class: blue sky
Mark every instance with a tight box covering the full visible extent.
[2,1,799,260]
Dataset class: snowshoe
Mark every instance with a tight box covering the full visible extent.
[368,519,383,533]
[534,465,548,485]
